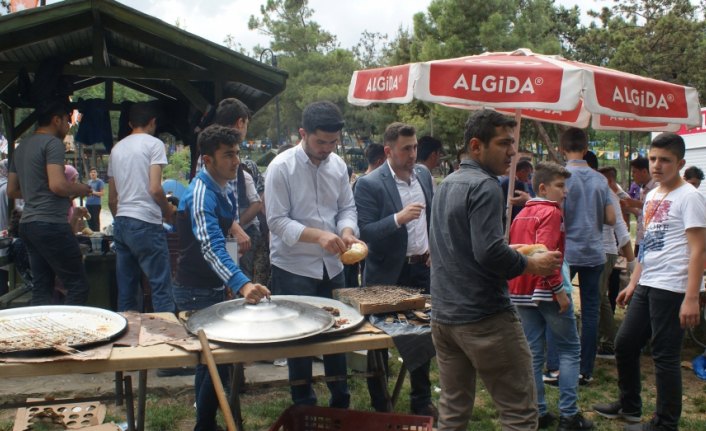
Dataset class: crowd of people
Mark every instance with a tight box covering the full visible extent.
[3,98,704,431]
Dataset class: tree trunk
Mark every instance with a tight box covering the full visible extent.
[533,121,563,163]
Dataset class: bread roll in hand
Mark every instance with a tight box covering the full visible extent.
[517,244,549,256]
[340,242,368,265]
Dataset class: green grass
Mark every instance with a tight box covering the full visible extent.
[221,335,706,431]
[144,394,193,431]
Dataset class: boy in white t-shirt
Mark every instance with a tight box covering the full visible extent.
[594,133,706,431]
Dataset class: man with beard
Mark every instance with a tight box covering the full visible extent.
[429,110,562,431]
[265,100,362,408]
[354,122,436,418]
[8,99,92,305]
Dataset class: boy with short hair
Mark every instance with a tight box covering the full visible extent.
[509,162,593,431]
[561,127,615,386]
[175,124,270,431]
[594,133,706,431]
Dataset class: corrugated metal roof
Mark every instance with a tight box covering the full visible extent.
[0,0,287,112]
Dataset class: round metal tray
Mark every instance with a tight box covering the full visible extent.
[274,295,364,334]
[185,298,335,344]
[0,305,127,353]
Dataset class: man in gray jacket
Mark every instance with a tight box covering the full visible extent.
[354,122,435,417]
[429,110,562,431]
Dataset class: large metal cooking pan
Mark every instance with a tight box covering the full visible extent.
[185,298,334,344]
[0,305,127,353]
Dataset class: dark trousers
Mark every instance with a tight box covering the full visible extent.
[367,261,432,412]
[615,284,685,430]
[86,204,101,232]
[368,349,432,412]
[343,262,360,287]
[173,283,228,431]
[270,265,350,408]
[19,221,89,305]
[0,268,8,296]
[608,268,622,312]
[570,264,604,378]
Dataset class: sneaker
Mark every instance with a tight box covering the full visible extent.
[273,358,287,367]
[593,400,641,423]
[537,411,557,429]
[596,347,616,360]
[624,419,673,430]
[557,413,594,430]
[578,374,593,386]
[543,370,559,386]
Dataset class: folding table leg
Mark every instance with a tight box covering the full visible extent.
[372,350,393,412]
[391,363,407,409]
[229,364,245,431]
[115,371,124,406]
[123,375,136,431]
[137,370,147,431]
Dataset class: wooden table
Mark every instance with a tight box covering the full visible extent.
[0,313,394,431]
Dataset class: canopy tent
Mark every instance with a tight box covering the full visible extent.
[0,0,288,167]
[347,48,702,233]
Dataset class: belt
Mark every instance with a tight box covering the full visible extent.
[405,252,429,265]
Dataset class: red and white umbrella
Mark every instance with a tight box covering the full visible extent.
[347,48,702,233]
[348,48,701,131]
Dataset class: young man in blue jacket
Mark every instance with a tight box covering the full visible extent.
[174,124,270,431]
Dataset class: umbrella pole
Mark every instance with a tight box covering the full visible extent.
[504,110,523,240]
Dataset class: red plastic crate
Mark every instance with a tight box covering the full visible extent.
[269,405,434,431]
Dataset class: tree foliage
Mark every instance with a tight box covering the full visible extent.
[246,0,367,144]
[163,147,191,180]
[248,0,338,55]
[244,0,706,160]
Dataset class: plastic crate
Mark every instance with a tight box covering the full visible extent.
[268,405,434,431]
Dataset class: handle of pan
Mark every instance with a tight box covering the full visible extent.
[197,329,239,431]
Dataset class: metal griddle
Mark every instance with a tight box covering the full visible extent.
[0,306,127,354]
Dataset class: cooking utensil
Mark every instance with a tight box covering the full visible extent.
[185,298,334,344]
[273,295,364,334]
[197,330,239,431]
[0,306,127,354]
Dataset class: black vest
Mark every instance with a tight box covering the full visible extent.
[175,208,232,288]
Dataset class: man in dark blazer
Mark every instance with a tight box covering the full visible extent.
[354,122,436,418]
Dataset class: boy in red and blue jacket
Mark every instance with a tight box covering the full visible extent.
[509,162,592,431]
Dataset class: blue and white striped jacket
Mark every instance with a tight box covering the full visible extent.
[176,169,250,293]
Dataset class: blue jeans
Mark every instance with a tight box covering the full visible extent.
[517,301,581,417]
[113,217,174,312]
[173,282,228,431]
[270,265,350,408]
[570,264,604,378]
[19,221,89,305]
[616,285,685,430]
